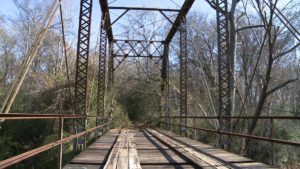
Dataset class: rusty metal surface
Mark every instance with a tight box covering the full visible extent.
[161,116,300,119]
[165,0,195,44]
[0,113,106,120]
[97,12,108,128]
[216,0,231,149]
[160,122,300,147]
[179,16,188,137]
[108,6,181,12]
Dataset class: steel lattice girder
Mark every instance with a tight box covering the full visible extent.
[216,0,232,148]
[97,13,108,128]
[179,16,188,137]
[74,0,93,148]
[113,40,165,58]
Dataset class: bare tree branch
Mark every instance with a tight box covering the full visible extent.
[237,25,264,32]
[273,42,300,60]
[266,78,298,96]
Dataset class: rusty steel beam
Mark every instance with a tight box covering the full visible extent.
[113,40,164,58]
[111,9,129,26]
[161,44,169,84]
[99,0,113,43]
[179,16,188,137]
[216,0,231,149]
[160,116,300,120]
[97,12,108,131]
[75,0,93,115]
[113,39,164,43]
[165,0,195,44]
[109,6,180,12]
[74,0,93,150]
[114,55,162,58]
[161,44,170,129]
[0,113,106,120]
[0,123,109,168]
[108,42,114,85]
[160,122,300,147]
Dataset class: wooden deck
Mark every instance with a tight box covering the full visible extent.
[63,128,275,169]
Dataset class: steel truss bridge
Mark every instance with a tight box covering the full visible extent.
[0,0,299,169]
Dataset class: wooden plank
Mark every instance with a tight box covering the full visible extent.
[141,164,196,169]
[157,129,254,164]
[64,164,101,169]
[136,129,189,165]
[146,129,230,169]
[65,128,274,169]
[153,128,275,169]
[232,162,275,169]
[128,130,142,169]
[103,129,142,169]
[103,129,125,169]
[117,130,129,169]
[68,129,120,165]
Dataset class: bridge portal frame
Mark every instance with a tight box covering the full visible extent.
[99,0,195,137]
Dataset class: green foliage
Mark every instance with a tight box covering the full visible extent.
[116,80,160,123]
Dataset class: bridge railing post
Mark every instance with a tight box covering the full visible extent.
[193,118,197,140]
[57,117,64,169]
[170,118,173,133]
[270,118,274,166]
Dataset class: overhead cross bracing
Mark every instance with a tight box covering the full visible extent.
[1,0,300,168]
[113,40,165,58]
[99,0,194,129]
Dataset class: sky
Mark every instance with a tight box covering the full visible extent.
[0,0,214,41]
[0,0,297,48]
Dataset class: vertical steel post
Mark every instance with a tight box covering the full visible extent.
[166,44,170,131]
[161,43,169,130]
[271,118,275,166]
[108,42,114,89]
[74,0,93,151]
[216,0,231,149]
[179,16,188,137]
[193,118,197,140]
[97,12,108,136]
[171,118,173,132]
[57,118,64,169]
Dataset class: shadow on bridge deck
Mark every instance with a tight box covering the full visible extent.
[63,128,275,169]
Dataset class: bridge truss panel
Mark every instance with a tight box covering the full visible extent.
[179,16,188,137]
[111,40,164,70]
[97,13,108,128]
[216,0,232,148]
[113,40,165,58]
[74,0,93,148]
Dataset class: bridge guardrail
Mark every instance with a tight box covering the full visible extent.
[0,113,110,168]
[160,115,300,165]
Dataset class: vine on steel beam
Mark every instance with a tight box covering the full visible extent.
[179,16,188,137]
[74,0,93,150]
[97,12,108,134]
[216,0,231,149]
